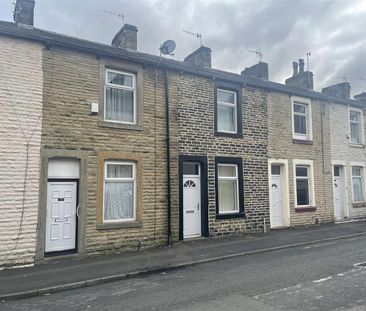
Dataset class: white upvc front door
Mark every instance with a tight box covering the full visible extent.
[183,175,201,238]
[45,182,77,252]
[271,172,284,228]
[333,166,345,221]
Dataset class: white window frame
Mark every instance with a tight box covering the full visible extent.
[216,88,238,134]
[291,96,312,141]
[350,162,366,203]
[348,108,364,145]
[217,163,240,214]
[293,159,315,208]
[103,161,137,223]
[104,69,137,125]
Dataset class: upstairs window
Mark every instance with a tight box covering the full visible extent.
[349,110,363,144]
[292,97,312,141]
[105,69,136,124]
[216,89,238,134]
[352,166,364,202]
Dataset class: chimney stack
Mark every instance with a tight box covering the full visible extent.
[13,0,35,27]
[112,24,138,51]
[241,61,269,80]
[322,82,351,99]
[354,92,366,106]
[285,59,313,90]
[184,46,211,68]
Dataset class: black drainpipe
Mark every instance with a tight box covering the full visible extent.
[164,68,172,246]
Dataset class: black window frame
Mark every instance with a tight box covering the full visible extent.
[214,81,243,138]
[215,157,245,219]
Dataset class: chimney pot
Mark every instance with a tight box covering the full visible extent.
[13,0,35,27]
[292,61,298,76]
[298,58,305,73]
[112,24,138,51]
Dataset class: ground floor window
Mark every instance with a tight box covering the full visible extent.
[104,161,136,222]
[294,160,314,207]
[215,157,244,218]
[352,166,364,202]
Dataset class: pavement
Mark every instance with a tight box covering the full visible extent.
[0,220,365,301]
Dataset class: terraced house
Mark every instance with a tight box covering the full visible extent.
[1,0,365,268]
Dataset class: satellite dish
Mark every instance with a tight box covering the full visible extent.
[160,40,176,55]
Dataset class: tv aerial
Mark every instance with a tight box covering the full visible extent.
[159,40,176,56]
[248,48,263,62]
[102,9,125,24]
[183,30,202,46]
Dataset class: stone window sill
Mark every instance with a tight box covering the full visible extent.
[349,143,365,149]
[295,206,317,212]
[99,120,143,131]
[216,213,246,220]
[352,202,366,208]
[97,221,143,230]
[292,139,313,145]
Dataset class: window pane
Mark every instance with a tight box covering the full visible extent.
[334,166,340,177]
[296,166,308,177]
[294,115,307,134]
[218,180,238,212]
[106,87,134,122]
[296,179,309,205]
[294,103,306,114]
[217,104,236,132]
[352,177,363,201]
[352,167,362,177]
[107,71,133,87]
[350,122,360,143]
[271,165,281,175]
[218,165,237,177]
[104,182,134,220]
[218,89,235,104]
[350,112,360,122]
[183,163,199,175]
[107,164,133,178]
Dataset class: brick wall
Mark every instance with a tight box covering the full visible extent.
[0,36,43,267]
[168,73,270,236]
[268,91,334,226]
[329,103,366,219]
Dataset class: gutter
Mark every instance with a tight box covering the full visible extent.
[164,68,172,246]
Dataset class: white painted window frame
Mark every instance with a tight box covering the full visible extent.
[217,89,238,134]
[350,162,366,203]
[293,159,315,208]
[348,107,364,145]
[291,96,312,141]
[103,160,137,223]
[104,69,137,125]
[217,163,240,214]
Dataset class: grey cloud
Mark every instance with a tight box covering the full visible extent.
[0,0,365,96]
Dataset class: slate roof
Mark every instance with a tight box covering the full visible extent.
[0,20,362,107]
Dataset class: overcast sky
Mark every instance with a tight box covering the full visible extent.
[1,0,365,96]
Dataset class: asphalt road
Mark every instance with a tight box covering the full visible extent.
[2,235,366,311]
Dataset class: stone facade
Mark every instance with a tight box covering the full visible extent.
[38,46,169,258]
[168,73,270,236]
[268,91,334,226]
[0,36,43,267]
[329,102,366,220]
